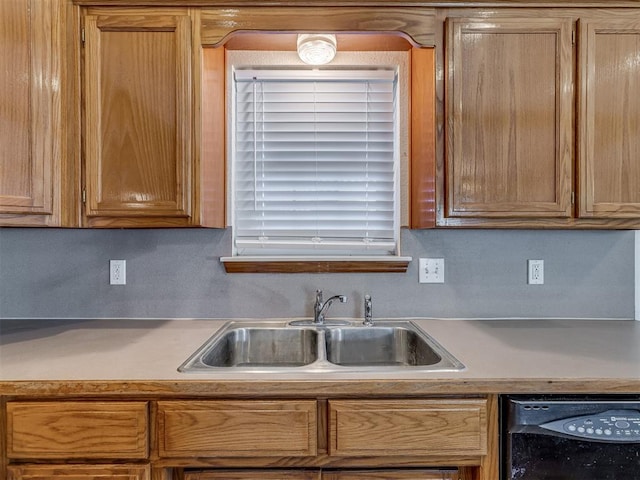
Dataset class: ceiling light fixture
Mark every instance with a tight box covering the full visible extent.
[297,33,337,65]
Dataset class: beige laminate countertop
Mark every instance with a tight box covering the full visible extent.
[1,318,639,396]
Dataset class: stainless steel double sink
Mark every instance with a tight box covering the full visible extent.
[178,320,465,373]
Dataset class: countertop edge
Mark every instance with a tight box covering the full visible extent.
[2,378,640,397]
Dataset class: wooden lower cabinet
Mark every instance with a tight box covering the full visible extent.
[323,470,458,480]
[6,401,149,460]
[157,400,317,457]
[184,469,458,480]
[156,398,488,480]
[184,470,321,480]
[4,402,150,480]
[7,464,150,480]
[328,399,487,457]
[3,397,492,480]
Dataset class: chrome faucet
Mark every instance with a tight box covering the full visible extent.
[314,289,347,325]
[363,294,374,326]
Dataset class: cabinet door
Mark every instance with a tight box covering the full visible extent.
[7,464,149,480]
[84,12,193,227]
[0,0,65,226]
[578,17,640,218]
[184,471,456,480]
[6,401,148,460]
[323,470,458,479]
[157,400,317,458]
[328,399,486,457]
[184,470,321,480]
[445,17,573,222]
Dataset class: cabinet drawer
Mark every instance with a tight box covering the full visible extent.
[328,399,486,457]
[158,400,317,457]
[322,470,458,480]
[7,464,150,480]
[184,470,321,480]
[6,401,149,459]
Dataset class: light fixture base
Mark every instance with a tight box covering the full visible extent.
[297,33,337,65]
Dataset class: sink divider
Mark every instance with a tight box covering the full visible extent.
[315,328,328,363]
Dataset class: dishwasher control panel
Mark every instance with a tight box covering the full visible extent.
[541,409,640,442]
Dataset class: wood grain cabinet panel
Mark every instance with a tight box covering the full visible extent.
[184,470,457,480]
[157,400,317,457]
[0,0,68,226]
[578,17,640,218]
[323,470,458,480]
[200,7,436,47]
[7,464,149,480]
[184,470,321,480]
[6,402,148,460]
[83,12,194,227]
[444,16,573,222]
[328,399,486,457]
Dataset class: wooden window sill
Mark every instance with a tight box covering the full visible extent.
[221,256,412,273]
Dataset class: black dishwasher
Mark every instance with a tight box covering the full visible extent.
[501,395,640,480]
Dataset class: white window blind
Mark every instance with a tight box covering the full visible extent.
[232,69,399,256]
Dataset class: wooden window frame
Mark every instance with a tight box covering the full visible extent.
[198,7,436,273]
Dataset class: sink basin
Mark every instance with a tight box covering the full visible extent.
[324,326,441,367]
[179,320,464,373]
[179,325,318,370]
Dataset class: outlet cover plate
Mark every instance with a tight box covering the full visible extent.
[528,259,544,285]
[110,259,126,285]
[419,258,445,283]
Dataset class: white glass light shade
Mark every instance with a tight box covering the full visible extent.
[297,33,337,65]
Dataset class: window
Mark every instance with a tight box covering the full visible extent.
[219,49,416,272]
[231,68,400,257]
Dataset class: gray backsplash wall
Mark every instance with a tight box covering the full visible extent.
[0,228,634,320]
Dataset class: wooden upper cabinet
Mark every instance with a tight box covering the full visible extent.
[0,0,68,226]
[83,11,198,227]
[444,17,574,224]
[578,17,640,218]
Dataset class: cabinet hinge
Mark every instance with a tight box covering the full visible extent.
[82,188,86,204]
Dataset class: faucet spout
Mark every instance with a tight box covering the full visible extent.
[314,289,347,324]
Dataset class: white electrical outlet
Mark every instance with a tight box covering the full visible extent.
[110,260,126,285]
[528,259,544,285]
[419,258,445,283]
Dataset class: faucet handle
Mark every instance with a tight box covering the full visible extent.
[364,294,373,326]
[315,289,323,305]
